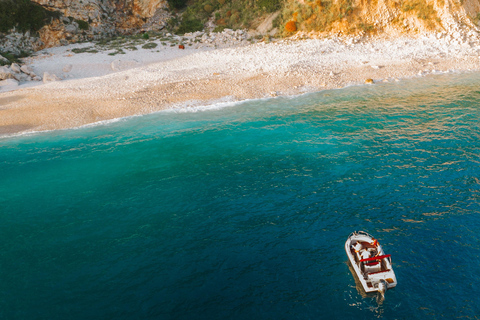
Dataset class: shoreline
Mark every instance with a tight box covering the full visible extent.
[2,34,480,137]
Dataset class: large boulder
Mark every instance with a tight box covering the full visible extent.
[10,63,21,73]
[20,65,35,75]
[15,73,31,82]
[0,66,15,80]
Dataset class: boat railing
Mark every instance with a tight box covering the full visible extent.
[349,230,375,239]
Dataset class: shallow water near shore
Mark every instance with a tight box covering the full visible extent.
[1,72,480,319]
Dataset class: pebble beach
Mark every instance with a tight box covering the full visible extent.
[2,30,480,136]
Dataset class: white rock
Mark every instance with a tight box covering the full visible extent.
[20,64,34,75]
[14,72,30,82]
[11,63,21,73]
[64,24,78,33]
[63,64,73,72]
[0,66,15,80]
[43,72,61,83]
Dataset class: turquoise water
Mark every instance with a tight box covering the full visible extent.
[1,73,480,319]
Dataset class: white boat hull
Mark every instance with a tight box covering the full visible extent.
[345,231,397,294]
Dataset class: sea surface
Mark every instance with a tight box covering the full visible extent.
[1,72,480,319]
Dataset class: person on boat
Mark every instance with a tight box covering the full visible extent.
[354,242,363,252]
[361,250,370,260]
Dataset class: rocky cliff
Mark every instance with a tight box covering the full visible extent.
[279,0,480,38]
[31,0,170,48]
[0,0,170,53]
[282,0,480,35]
[2,0,480,56]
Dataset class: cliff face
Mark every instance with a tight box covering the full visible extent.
[30,0,169,48]
[281,0,480,38]
[3,0,480,54]
[355,0,480,34]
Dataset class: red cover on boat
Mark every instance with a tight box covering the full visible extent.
[359,254,391,262]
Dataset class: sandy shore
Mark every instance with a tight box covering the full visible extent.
[2,33,480,136]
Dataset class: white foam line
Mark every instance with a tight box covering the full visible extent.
[0,117,130,140]
[163,97,252,113]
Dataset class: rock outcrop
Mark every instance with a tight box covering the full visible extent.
[2,0,480,57]
[0,0,171,53]
[34,0,169,33]
[283,0,480,37]
[0,63,41,83]
[0,32,45,55]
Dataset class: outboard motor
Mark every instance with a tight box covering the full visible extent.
[377,279,387,297]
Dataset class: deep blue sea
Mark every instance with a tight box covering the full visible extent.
[1,72,480,319]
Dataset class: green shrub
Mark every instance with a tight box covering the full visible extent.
[142,32,150,39]
[75,19,89,30]
[211,0,278,30]
[177,18,204,34]
[257,0,281,12]
[0,51,14,65]
[0,49,30,64]
[72,47,99,54]
[279,0,360,34]
[213,25,226,32]
[401,0,436,19]
[400,0,439,28]
[108,49,126,55]
[168,0,189,9]
[204,4,213,12]
[0,0,61,33]
[142,42,158,49]
[72,47,91,53]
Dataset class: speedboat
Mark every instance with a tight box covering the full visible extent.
[345,231,397,296]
